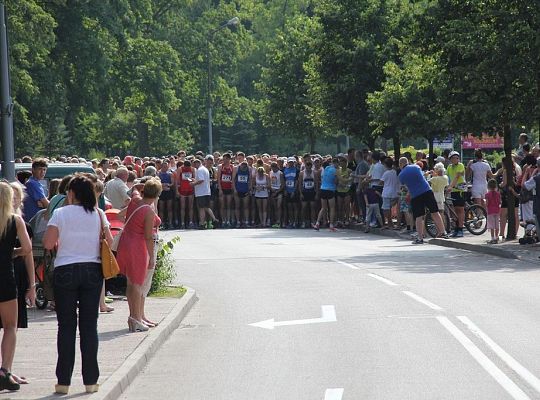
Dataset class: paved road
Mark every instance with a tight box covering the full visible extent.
[121,229,540,400]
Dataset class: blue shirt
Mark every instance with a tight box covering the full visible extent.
[23,176,46,222]
[321,165,337,191]
[398,164,431,199]
[235,167,250,193]
[284,167,297,194]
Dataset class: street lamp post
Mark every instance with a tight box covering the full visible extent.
[0,2,15,181]
[206,17,239,154]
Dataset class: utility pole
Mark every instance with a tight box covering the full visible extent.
[0,3,14,181]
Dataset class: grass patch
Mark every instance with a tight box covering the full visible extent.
[149,286,186,298]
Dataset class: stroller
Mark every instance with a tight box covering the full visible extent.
[29,209,55,309]
[519,219,538,245]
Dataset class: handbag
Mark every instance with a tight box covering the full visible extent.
[98,210,120,280]
[111,204,149,251]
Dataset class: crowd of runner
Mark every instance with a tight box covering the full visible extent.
[14,132,537,245]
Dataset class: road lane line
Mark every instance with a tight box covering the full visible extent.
[324,388,344,400]
[458,316,540,395]
[367,273,399,286]
[402,291,443,311]
[437,316,531,400]
[331,259,359,270]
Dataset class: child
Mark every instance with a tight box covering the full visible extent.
[381,157,400,229]
[363,180,383,233]
[485,179,501,244]
[399,185,413,233]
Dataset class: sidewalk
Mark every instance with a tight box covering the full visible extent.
[350,223,539,262]
[2,288,196,400]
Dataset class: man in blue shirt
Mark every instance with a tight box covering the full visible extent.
[398,157,446,244]
[23,158,49,222]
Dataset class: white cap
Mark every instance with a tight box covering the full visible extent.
[449,151,460,159]
[287,157,296,163]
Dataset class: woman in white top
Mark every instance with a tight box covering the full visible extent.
[43,175,113,395]
[467,149,493,206]
[254,167,270,227]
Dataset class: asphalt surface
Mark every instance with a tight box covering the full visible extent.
[120,228,540,400]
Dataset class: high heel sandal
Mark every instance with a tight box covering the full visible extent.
[142,317,158,328]
[128,317,149,332]
[54,384,69,394]
[0,368,20,391]
[85,384,99,393]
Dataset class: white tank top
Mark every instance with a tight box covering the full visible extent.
[270,170,282,190]
[255,175,269,198]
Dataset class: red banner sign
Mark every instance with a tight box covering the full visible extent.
[461,134,503,149]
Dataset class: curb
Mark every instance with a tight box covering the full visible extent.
[428,238,519,259]
[90,287,198,400]
[350,223,522,259]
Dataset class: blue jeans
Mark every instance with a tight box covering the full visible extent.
[54,263,103,386]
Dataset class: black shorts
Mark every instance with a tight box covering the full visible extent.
[336,191,349,198]
[302,192,316,202]
[285,192,298,203]
[196,195,210,208]
[159,190,174,201]
[450,191,466,207]
[411,190,439,219]
[320,189,335,200]
[236,191,249,198]
[221,189,233,196]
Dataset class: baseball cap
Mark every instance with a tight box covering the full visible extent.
[435,156,445,163]
[336,153,346,159]
[449,151,460,159]
[205,154,214,161]
[287,157,296,163]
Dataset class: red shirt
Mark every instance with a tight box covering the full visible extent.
[485,190,501,215]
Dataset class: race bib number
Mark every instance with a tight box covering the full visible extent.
[182,172,192,180]
[238,175,248,183]
[222,174,232,182]
[304,181,314,189]
[286,180,295,188]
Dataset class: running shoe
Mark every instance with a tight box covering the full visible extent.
[188,222,195,229]
[272,223,281,229]
[328,225,338,232]
[412,238,424,244]
[312,223,320,231]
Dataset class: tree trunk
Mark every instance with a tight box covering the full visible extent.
[137,120,150,155]
[427,136,434,169]
[392,135,401,161]
[503,123,516,240]
[381,137,388,153]
[336,136,341,153]
[308,131,316,153]
[366,136,376,152]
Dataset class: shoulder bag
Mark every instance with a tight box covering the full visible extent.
[98,210,120,280]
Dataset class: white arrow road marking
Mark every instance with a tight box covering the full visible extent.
[458,316,540,395]
[249,305,337,330]
[367,273,399,286]
[324,388,344,399]
[437,316,530,400]
[402,291,443,311]
[331,259,359,270]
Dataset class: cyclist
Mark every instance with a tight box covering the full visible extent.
[446,151,466,237]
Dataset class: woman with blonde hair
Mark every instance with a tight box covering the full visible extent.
[0,182,32,391]
[116,178,162,332]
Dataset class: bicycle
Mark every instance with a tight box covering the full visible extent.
[424,196,487,238]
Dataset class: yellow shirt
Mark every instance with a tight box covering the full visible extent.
[447,163,466,192]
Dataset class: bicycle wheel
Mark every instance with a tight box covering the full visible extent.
[464,204,487,235]
[425,210,451,238]
[424,212,438,238]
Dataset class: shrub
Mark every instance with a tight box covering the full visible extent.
[149,236,180,295]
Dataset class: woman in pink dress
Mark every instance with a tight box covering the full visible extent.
[116,178,162,332]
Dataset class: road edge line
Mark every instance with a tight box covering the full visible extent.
[89,287,198,400]
[402,291,443,311]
